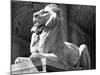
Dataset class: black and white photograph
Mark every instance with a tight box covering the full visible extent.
[11,0,96,74]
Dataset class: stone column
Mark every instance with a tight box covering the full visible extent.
[60,5,67,42]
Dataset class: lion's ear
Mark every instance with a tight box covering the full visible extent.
[45,13,56,26]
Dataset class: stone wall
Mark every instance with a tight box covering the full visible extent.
[66,5,96,69]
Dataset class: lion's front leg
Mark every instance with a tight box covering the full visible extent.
[41,57,46,72]
[38,53,58,72]
[30,53,47,72]
[30,53,61,72]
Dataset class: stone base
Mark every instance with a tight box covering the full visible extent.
[11,59,39,74]
[11,58,68,74]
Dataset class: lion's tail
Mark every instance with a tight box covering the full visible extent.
[79,44,91,69]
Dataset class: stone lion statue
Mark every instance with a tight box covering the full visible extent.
[15,4,91,72]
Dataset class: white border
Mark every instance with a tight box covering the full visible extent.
[15,0,96,5]
[0,0,97,75]
[0,0,10,75]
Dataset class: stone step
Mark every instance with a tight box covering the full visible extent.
[11,59,39,74]
[11,58,68,74]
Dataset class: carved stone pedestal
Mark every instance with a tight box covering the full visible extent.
[11,58,67,74]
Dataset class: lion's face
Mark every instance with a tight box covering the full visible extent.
[32,4,60,34]
[32,9,51,33]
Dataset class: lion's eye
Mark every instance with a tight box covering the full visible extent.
[43,11,48,13]
[35,14,38,17]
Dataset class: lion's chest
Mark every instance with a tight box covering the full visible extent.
[37,31,57,53]
[37,25,63,54]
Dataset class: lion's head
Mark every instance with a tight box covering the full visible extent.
[31,4,61,34]
[30,4,63,53]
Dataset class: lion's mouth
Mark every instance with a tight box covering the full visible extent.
[35,23,45,35]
